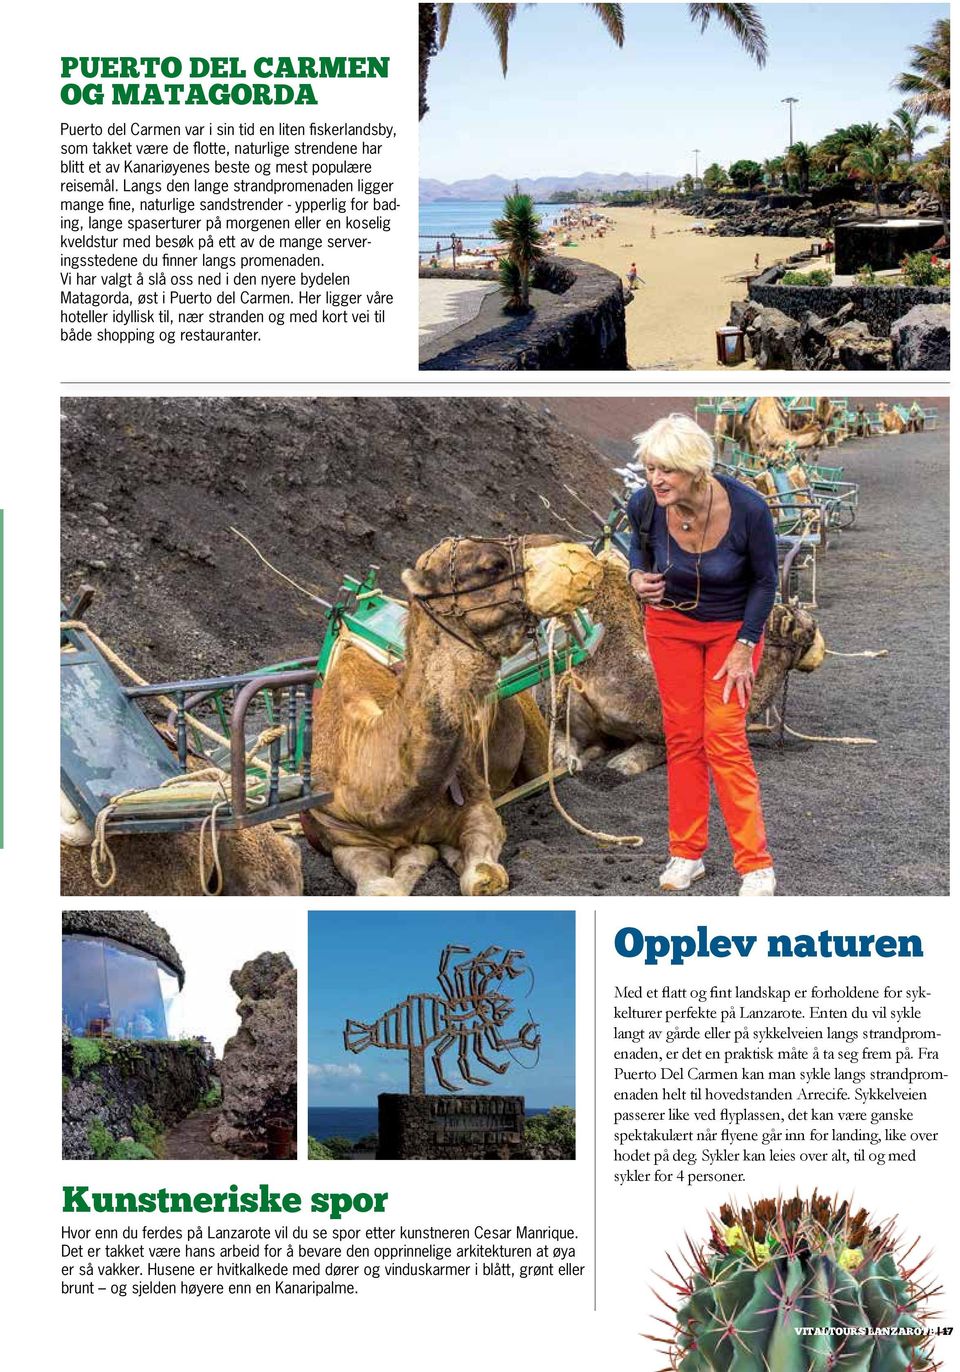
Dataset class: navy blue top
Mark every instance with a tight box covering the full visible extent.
[627,473,778,643]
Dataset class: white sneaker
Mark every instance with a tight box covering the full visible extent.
[659,856,706,891]
[739,867,777,897]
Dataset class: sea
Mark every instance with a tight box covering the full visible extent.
[419,200,578,254]
[309,1105,554,1143]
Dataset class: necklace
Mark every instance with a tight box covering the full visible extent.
[653,480,714,614]
[675,481,712,534]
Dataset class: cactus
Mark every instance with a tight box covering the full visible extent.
[656,1195,937,1372]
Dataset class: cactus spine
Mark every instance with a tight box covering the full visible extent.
[656,1195,937,1372]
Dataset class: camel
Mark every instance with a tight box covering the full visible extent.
[877,402,907,434]
[550,548,826,775]
[716,398,835,457]
[300,535,602,897]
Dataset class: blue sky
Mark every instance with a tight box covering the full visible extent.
[308,909,575,1107]
[420,3,948,182]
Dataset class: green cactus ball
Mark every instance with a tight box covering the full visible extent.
[660,1194,936,1372]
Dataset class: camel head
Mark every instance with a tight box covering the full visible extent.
[402,535,602,659]
[767,601,826,673]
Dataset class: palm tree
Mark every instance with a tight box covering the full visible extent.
[844,141,895,218]
[915,137,950,235]
[785,141,813,193]
[762,155,785,189]
[492,190,545,312]
[813,128,853,176]
[419,3,768,119]
[894,17,950,121]
[703,162,730,190]
[844,122,883,149]
[887,105,936,165]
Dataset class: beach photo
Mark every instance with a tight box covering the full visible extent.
[418,3,950,371]
[59,395,948,898]
[308,909,575,1160]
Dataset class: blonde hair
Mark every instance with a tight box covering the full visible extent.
[633,413,715,481]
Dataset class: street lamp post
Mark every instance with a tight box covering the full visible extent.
[692,148,701,187]
[781,96,799,148]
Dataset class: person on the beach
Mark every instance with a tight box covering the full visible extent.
[754,252,760,271]
[627,414,779,897]
[626,262,638,288]
[650,225,656,239]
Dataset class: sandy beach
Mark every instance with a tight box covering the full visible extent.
[552,206,816,369]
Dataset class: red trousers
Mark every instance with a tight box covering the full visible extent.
[644,608,771,874]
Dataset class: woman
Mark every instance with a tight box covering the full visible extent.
[627,414,779,897]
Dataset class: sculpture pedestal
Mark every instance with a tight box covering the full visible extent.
[376,1094,526,1160]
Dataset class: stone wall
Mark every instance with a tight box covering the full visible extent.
[835,218,946,274]
[421,255,627,370]
[748,266,949,338]
[62,1034,214,1159]
[419,265,498,282]
[377,1093,527,1160]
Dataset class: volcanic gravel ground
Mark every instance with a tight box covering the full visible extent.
[61,399,948,898]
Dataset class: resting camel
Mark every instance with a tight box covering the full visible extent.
[300,535,602,897]
[716,398,835,457]
[550,548,826,775]
[60,794,304,895]
[878,401,907,434]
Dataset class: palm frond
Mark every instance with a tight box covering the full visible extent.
[497,257,524,311]
[476,3,518,74]
[440,3,623,74]
[586,4,626,47]
[892,17,950,120]
[437,4,454,48]
[688,3,768,67]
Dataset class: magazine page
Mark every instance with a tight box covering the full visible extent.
[3,2,954,1369]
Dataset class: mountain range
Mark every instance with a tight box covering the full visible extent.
[419,172,677,202]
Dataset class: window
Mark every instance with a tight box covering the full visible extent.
[62,935,178,1039]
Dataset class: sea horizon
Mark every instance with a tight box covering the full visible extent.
[419,199,580,254]
[309,1104,566,1142]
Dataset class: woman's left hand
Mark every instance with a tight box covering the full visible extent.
[713,641,755,708]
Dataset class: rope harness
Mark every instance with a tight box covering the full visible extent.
[411,535,538,660]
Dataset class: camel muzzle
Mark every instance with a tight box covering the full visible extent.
[797,627,827,672]
[522,542,603,617]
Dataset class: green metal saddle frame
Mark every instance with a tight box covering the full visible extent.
[176,566,603,784]
[61,604,331,836]
[313,567,603,699]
